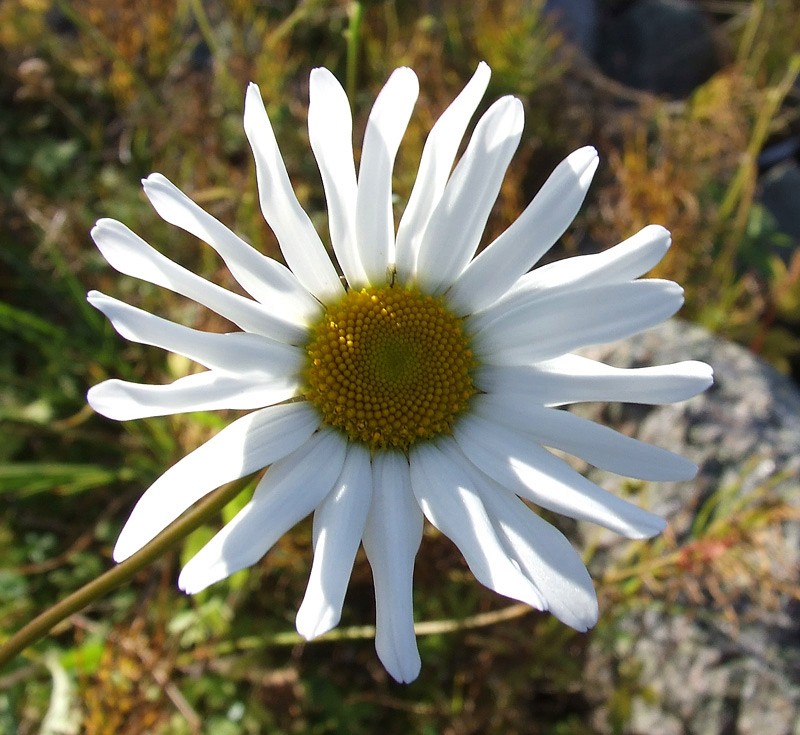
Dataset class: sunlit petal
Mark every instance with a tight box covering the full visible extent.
[356,67,419,283]
[447,146,599,314]
[454,414,667,538]
[296,443,373,639]
[415,96,524,293]
[88,371,299,421]
[113,403,321,561]
[362,451,423,683]
[244,83,344,302]
[308,68,365,288]
[395,62,491,282]
[178,429,347,593]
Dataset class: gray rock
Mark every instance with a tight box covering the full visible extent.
[576,320,800,734]
[545,0,599,56]
[759,162,800,242]
[596,0,719,97]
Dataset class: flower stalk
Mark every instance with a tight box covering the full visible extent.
[0,476,252,670]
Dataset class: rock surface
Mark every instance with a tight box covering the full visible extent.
[577,320,800,735]
[595,0,719,97]
[544,0,599,56]
[759,162,800,243]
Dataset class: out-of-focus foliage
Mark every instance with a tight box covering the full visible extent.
[1,1,798,733]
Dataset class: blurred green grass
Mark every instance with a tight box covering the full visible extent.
[1,0,799,733]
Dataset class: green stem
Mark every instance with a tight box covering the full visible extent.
[187,0,223,60]
[0,476,252,670]
[346,2,364,105]
[713,53,800,310]
[185,0,239,97]
[265,0,321,50]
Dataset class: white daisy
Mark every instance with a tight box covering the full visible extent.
[88,63,713,683]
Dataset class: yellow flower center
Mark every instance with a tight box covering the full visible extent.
[303,285,476,451]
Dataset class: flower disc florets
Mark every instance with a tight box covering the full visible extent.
[303,284,476,451]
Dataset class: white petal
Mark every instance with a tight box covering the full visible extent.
[395,62,491,282]
[91,219,310,344]
[414,96,524,294]
[471,280,684,365]
[296,442,373,639]
[409,440,546,610]
[473,393,697,481]
[141,175,321,323]
[446,146,599,315]
[474,354,714,406]
[308,68,366,288]
[244,83,344,303]
[88,291,303,375]
[508,224,671,296]
[476,476,598,631]
[362,451,423,683]
[88,371,299,420]
[113,402,321,561]
[178,428,347,593]
[471,277,681,337]
[356,68,419,284]
[453,414,666,538]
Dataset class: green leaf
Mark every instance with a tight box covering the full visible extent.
[0,463,137,497]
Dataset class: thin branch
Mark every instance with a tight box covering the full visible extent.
[0,476,252,670]
[208,602,534,656]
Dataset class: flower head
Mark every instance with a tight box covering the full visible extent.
[88,63,713,683]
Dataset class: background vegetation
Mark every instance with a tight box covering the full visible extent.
[1,0,798,732]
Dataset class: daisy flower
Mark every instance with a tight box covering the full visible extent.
[88,62,713,683]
